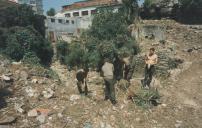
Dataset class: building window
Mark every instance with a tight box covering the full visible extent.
[51,18,55,23]
[73,12,79,17]
[65,13,71,17]
[58,19,63,23]
[66,20,69,24]
[91,10,97,15]
[82,11,88,16]
[71,20,75,24]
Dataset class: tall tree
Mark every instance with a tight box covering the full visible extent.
[0,4,46,37]
[122,0,139,24]
[46,8,56,16]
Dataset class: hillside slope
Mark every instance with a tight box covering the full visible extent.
[0,20,202,128]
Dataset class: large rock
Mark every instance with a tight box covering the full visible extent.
[42,88,54,99]
[0,116,16,125]
[20,71,29,80]
[28,109,38,117]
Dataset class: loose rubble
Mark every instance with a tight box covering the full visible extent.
[0,20,202,128]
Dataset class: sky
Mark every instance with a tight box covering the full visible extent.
[43,0,144,14]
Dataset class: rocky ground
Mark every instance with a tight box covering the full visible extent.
[0,20,202,128]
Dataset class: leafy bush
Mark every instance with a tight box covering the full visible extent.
[143,0,153,8]
[56,41,69,64]
[121,0,139,24]
[88,9,128,41]
[58,7,140,70]
[64,41,85,68]
[177,0,202,23]
[0,28,8,51]
[4,26,53,65]
[133,89,160,108]
[45,69,60,80]
[22,52,40,65]
[0,4,46,37]
[84,9,139,65]
[46,8,56,16]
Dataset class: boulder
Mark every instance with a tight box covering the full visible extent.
[36,115,46,124]
[0,75,11,82]
[0,116,16,125]
[70,94,80,101]
[28,109,38,117]
[42,88,54,99]
[20,71,29,80]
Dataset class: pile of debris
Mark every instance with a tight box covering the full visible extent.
[0,55,62,127]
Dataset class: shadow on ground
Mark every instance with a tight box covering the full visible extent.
[0,88,12,109]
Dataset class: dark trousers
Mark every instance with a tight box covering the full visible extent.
[104,78,116,102]
[143,65,155,87]
[124,65,134,82]
[77,79,88,95]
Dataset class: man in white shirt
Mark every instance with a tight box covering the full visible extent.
[141,48,158,88]
[101,58,117,105]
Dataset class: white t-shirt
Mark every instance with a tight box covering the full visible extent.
[102,62,114,79]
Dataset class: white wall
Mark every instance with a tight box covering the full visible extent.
[61,6,97,18]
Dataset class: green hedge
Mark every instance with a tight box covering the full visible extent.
[4,26,53,65]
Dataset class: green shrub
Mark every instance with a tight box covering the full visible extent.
[143,0,153,9]
[88,9,128,41]
[61,7,140,70]
[4,26,53,65]
[0,28,8,51]
[56,41,69,64]
[65,42,85,68]
[98,40,116,61]
[133,89,160,108]
[83,50,101,68]
[22,52,40,65]
[45,69,60,80]
[0,4,46,37]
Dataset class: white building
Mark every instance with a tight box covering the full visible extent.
[46,0,122,42]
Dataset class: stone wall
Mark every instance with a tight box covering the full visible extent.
[139,25,166,41]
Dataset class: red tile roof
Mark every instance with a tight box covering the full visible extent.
[62,0,120,12]
[8,0,18,3]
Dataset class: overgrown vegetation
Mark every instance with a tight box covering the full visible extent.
[0,4,53,66]
[3,26,53,65]
[46,8,56,16]
[58,3,140,70]
[0,4,46,37]
[22,52,40,66]
[56,41,69,64]
[174,0,202,23]
[141,0,202,23]
[133,89,160,108]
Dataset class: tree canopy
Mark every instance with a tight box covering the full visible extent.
[57,6,140,70]
[0,4,46,37]
[46,8,56,16]
[4,26,53,65]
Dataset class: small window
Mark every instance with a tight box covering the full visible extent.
[58,19,63,23]
[91,10,97,15]
[65,13,71,17]
[51,18,55,23]
[82,11,88,16]
[66,20,69,24]
[73,12,79,17]
[71,20,74,24]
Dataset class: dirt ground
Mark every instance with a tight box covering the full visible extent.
[0,20,202,128]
